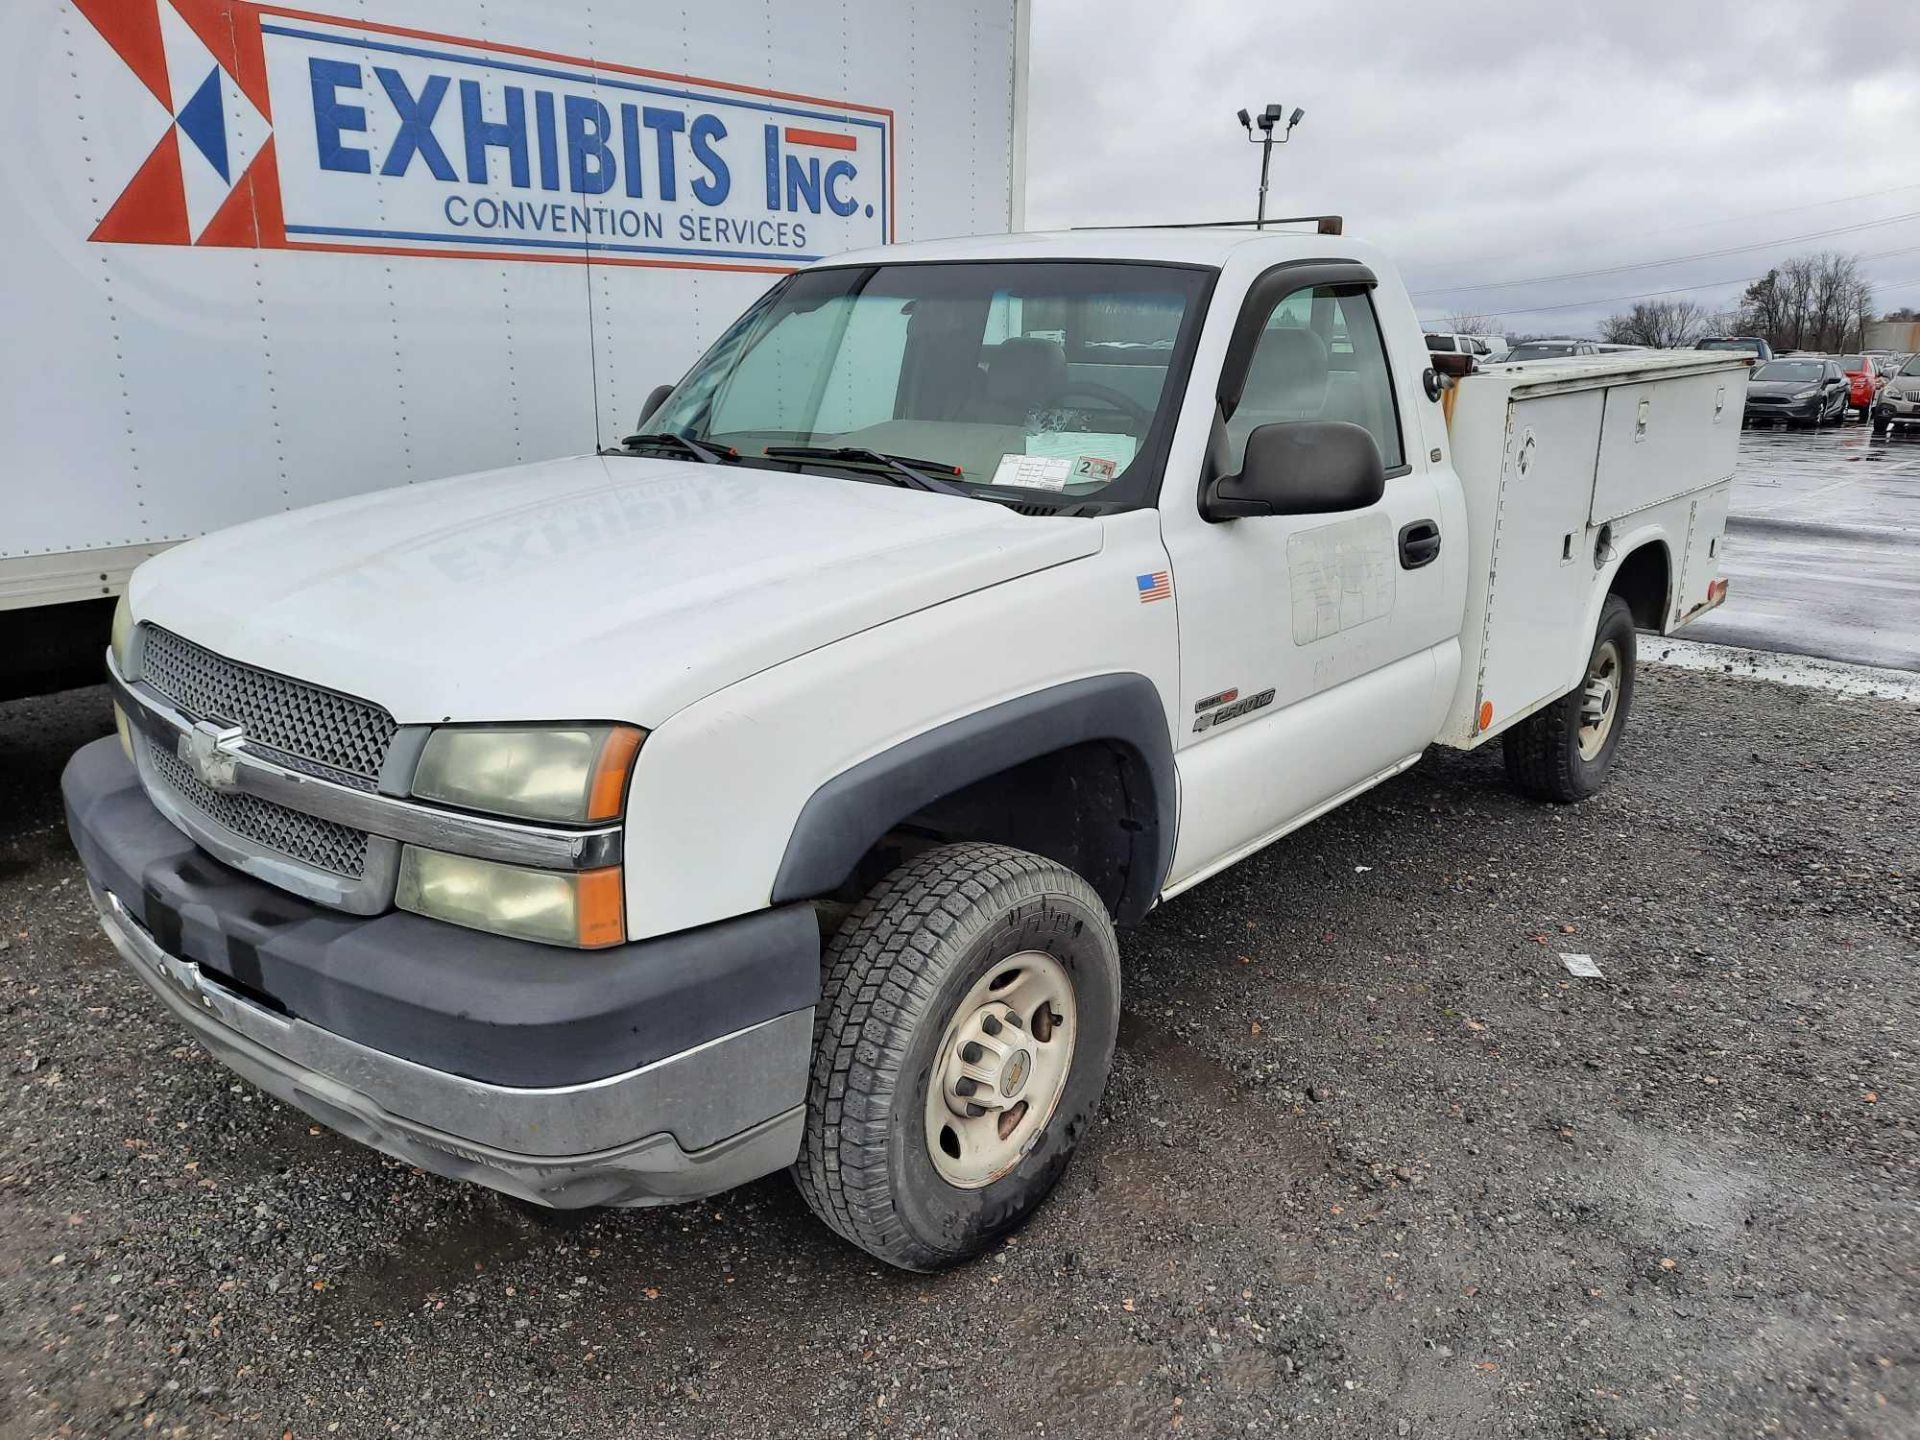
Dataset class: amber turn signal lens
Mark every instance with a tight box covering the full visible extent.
[586,726,646,822]
[573,866,627,948]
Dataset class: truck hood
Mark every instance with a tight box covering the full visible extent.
[129,456,1101,724]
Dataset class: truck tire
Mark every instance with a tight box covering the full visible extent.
[1501,594,1636,803]
[794,842,1121,1271]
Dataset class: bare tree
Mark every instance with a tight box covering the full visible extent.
[1601,298,1709,348]
[1442,311,1499,336]
[1735,252,1874,352]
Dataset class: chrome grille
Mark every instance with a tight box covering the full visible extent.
[139,626,397,787]
[147,739,370,879]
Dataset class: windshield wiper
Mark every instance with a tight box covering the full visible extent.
[612,431,739,465]
[762,445,971,497]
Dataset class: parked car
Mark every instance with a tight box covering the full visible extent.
[1742,357,1849,426]
[66,229,1742,1270]
[1872,352,1920,435]
[1424,332,1506,363]
[1835,354,1882,418]
[1503,338,1600,362]
[1696,336,1773,363]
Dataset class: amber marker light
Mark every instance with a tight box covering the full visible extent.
[587,725,646,822]
[574,866,628,949]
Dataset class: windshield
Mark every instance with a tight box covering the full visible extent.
[645,261,1213,509]
[1904,355,1920,377]
[1751,360,1823,383]
[1698,338,1760,354]
[1837,355,1866,371]
[1505,342,1576,362]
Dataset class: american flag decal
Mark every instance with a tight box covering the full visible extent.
[1136,571,1172,604]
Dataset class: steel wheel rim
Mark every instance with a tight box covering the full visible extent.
[923,950,1077,1189]
[1578,639,1622,761]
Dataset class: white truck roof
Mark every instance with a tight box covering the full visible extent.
[828,227,1386,269]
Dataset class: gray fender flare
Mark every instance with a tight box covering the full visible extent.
[770,673,1176,925]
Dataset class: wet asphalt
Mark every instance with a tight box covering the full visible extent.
[1688,417,1919,672]
[1,426,1916,1439]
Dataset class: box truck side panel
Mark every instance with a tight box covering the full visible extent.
[2,0,1021,586]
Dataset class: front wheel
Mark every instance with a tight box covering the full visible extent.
[794,842,1121,1271]
[1872,415,1891,435]
[1502,594,1637,803]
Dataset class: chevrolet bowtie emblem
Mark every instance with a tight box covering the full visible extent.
[180,720,245,791]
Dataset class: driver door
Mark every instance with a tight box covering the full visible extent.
[1160,263,1461,889]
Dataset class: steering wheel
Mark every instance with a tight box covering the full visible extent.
[1041,382,1152,431]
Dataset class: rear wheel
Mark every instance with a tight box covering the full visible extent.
[1502,594,1637,803]
[794,842,1121,1271]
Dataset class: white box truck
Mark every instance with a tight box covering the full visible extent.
[0,0,1030,694]
[66,224,1741,1270]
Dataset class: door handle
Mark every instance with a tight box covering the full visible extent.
[1398,519,1441,570]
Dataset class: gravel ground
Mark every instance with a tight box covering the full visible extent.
[1,668,1915,1440]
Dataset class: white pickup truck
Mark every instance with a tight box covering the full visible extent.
[64,228,1741,1271]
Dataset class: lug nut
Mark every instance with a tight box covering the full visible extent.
[981,1015,1002,1036]
[960,1041,984,1064]
[964,1103,987,1118]
[955,1076,979,1097]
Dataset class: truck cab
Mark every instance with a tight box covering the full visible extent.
[65,229,1738,1270]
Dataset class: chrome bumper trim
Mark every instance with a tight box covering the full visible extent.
[93,884,810,1162]
[108,657,622,873]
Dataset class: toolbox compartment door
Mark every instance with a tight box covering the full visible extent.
[1473,389,1606,732]
[1591,370,1740,525]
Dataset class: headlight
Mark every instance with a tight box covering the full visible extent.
[411,724,644,823]
[397,847,625,948]
[1791,388,1817,400]
[110,594,132,673]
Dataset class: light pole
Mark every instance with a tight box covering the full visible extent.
[1236,104,1304,228]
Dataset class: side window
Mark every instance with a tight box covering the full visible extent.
[1225,286,1405,473]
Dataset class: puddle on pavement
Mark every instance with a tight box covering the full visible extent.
[1564,1120,1772,1251]
[1082,1013,1331,1232]
[310,1197,544,1328]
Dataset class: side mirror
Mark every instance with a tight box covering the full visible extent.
[637,383,674,427]
[1202,421,1385,522]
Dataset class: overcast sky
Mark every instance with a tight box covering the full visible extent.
[1024,0,1920,337]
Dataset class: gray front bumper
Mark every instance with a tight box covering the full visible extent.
[93,885,806,1208]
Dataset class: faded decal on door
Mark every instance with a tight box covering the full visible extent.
[1286,512,1394,645]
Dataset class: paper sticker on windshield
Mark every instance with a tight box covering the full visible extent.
[992,455,1073,491]
[1026,432,1138,466]
[1073,455,1118,483]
